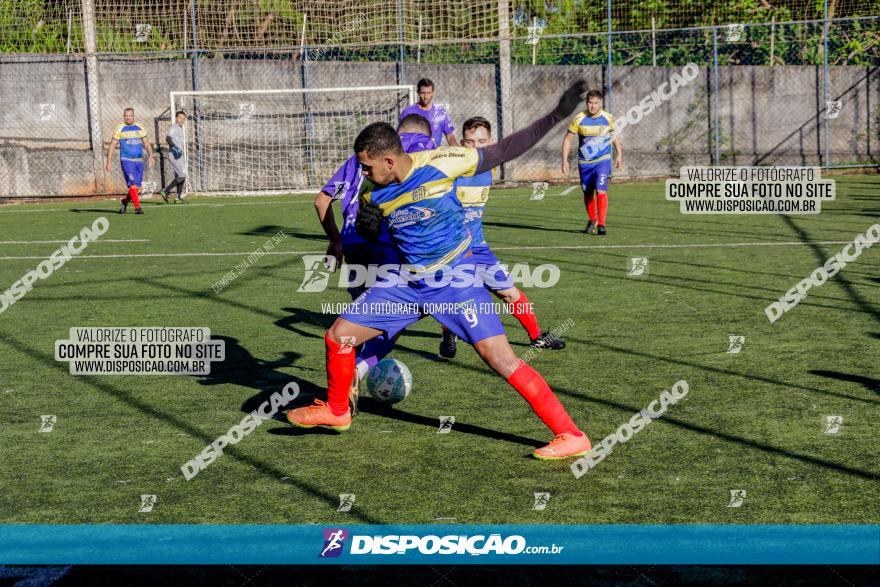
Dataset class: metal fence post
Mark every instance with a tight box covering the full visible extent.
[397,0,405,85]
[190,0,206,191]
[80,0,104,193]
[823,0,830,168]
[606,0,612,112]
[497,0,513,181]
[712,26,720,165]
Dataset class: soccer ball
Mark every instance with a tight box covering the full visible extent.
[366,359,412,404]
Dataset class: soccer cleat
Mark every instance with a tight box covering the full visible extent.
[119,200,127,214]
[286,399,351,431]
[583,220,597,234]
[530,330,566,350]
[349,376,360,417]
[159,190,170,204]
[134,207,144,215]
[533,432,592,460]
[597,224,606,236]
[439,330,457,359]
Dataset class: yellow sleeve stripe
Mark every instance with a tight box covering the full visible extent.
[457,185,490,206]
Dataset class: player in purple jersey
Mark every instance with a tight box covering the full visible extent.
[314,113,435,415]
[399,78,457,148]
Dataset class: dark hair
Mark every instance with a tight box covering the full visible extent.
[123,107,134,114]
[416,78,434,91]
[354,122,403,157]
[586,90,604,101]
[175,110,186,118]
[462,116,491,136]
[398,113,431,135]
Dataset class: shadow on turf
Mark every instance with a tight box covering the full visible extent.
[779,215,880,325]
[0,333,384,523]
[268,397,546,449]
[810,370,880,395]
[191,335,325,421]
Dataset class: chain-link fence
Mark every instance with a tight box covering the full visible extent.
[1,1,878,197]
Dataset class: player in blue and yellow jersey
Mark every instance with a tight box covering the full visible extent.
[314,113,436,415]
[439,116,566,359]
[561,90,622,235]
[105,107,154,215]
[287,81,593,460]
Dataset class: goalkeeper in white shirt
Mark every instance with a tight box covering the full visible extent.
[159,110,188,203]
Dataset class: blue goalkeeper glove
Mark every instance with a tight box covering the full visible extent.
[170,145,183,159]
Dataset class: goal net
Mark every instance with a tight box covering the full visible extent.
[169,85,415,195]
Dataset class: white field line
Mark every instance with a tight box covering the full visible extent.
[0,200,313,213]
[0,189,584,215]
[0,239,149,244]
[560,185,579,195]
[0,240,856,261]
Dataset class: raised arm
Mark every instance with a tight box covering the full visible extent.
[476,80,586,174]
[315,191,342,264]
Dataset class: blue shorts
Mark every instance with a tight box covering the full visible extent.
[120,160,144,187]
[578,160,611,194]
[343,241,400,301]
[341,264,505,345]
[469,244,514,292]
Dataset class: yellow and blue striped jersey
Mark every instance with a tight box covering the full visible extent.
[454,170,492,247]
[568,110,615,164]
[360,146,481,272]
[112,123,147,161]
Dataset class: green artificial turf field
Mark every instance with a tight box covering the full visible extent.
[0,176,877,524]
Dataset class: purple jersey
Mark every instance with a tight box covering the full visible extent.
[399,103,454,148]
[321,132,436,249]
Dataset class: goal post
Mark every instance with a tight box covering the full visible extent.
[169,85,416,196]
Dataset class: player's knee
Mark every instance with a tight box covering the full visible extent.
[475,336,518,377]
[494,287,519,305]
[325,323,346,343]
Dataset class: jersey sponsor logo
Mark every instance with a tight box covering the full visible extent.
[411,186,429,201]
[463,208,484,223]
[388,206,435,228]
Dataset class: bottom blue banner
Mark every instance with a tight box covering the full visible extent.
[0,525,877,565]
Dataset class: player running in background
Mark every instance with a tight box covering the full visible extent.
[314,112,436,415]
[561,90,622,235]
[158,110,187,204]
[287,81,592,460]
[399,78,458,148]
[439,116,566,359]
[105,107,154,215]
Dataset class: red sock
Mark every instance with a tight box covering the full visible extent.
[597,191,608,225]
[130,186,141,209]
[507,362,581,436]
[585,193,597,221]
[325,332,355,415]
[507,290,541,340]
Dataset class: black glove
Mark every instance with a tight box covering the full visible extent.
[355,201,383,241]
[552,80,588,120]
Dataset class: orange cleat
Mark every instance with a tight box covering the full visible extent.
[286,399,352,431]
[532,432,592,460]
